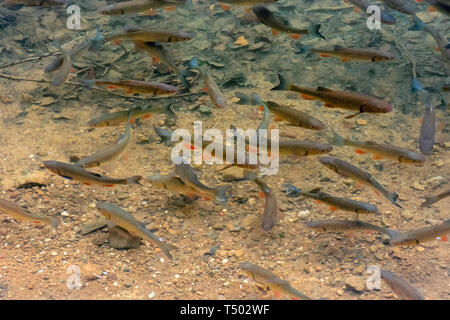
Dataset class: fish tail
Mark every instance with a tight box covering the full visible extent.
[158,241,173,260]
[215,185,231,203]
[408,16,424,31]
[188,57,199,70]
[126,175,143,185]
[385,228,402,242]
[178,69,191,89]
[154,126,172,144]
[286,285,311,300]
[388,192,402,208]
[310,24,326,40]
[80,79,95,88]
[281,183,302,197]
[329,130,345,147]
[294,43,311,54]
[271,73,290,91]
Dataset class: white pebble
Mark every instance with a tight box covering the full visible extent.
[148,292,155,299]
[222,259,228,264]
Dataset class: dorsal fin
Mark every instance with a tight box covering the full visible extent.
[308,188,321,194]
[316,87,334,92]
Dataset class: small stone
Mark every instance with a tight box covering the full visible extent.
[413,181,425,191]
[78,219,107,236]
[212,223,224,230]
[401,210,413,221]
[221,167,244,182]
[148,292,155,299]
[416,246,425,252]
[369,245,378,253]
[198,105,211,115]
[109,226,141,249]
[234,36,248,46]
[242,214,258,229]
[356,119,368,126]
[51,251,57,256]
[222,259,228,264]
[435,160,444,168]
[298,210,310,218]
[344,276,365,293]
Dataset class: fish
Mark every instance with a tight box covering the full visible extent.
[308,45,397,62]
[419,96,436,155]
[235,92,326,130]
[5,0,66,6]
[380,270,425,300]
[271,73,393,119]
[420,189,450,207]
[87,105,169,127]
[51,43,72,88]
[43,160,142,186]
[81,79,178,95]
[240,262,311,300]
[133,41,190,88]
[96,202,172,259]
[381,0,417,15]
[423,24,450,65]
[45,28,104,74]
[277,141,332,157]
[252,5,324,40]
[305,219,390,237]
[105,27,194,44]
[282,184,379,214]
[422,0,450,16]
[154,126,174,145]
[148,174,201,199]
[75,124,132,168]
[318,156,401,208]
[328,130,426,163]
[99,0,183,15]
[219,0,277,11]
[189,58,227,108]
[0,198,59,229]
[244,171,278,232]
[174,160,228,203]
[345,0,397,24]
[388,220,450,246]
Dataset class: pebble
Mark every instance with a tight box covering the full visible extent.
[109,226,141,249]
[298,210,310,218]
[356,119,368,126]
[369,245,378,253]
[148,292,155,299]
[221,167,244,182]
[416,246,425,252]
[401,210,413,221]
[234,36,248,46]
[344,276,365,293]
[413,181,425,191]
[242,214,258,229]
[198,105,212,115]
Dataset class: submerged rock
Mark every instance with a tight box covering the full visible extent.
[109,226,141,250]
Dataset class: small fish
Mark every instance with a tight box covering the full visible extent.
[419,96,436,155]
[133,41,190,88]
[81,79,178,95]
[99,0,183,15]
[346,0,397,24]
[105,27,194,43]
[328,130,426,163]
[252,5,324,40]
[45,28,104,73]
[318,156,401,208]
[235,92,326,130]
[51,43,72,88]
[282,184,379,214]
[380,270,424,300]
[148,174,202,199]
[75,124,132,168]
[381,0,417,15]
[305,219,389,236]
[240,262,311,300]
[0,198,59,229]
[244,171,278,232]
[219,0,277,10]
[5,0,66,6]
[309,45,397,62]
[43,160,142,186]
[189,58,227,108]
[87,105,168,127]
[388,220,450,246]
[277,141,332,157]
[271,73,393,119]
[420,189,450,207]
[174,160,228,203]
[96,202,172,259]
[154,126,174,144]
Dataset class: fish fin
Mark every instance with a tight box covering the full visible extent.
[259,191,265,199]
[373,155,384,160]
[434,47,440,52]
[271,73,290,91]
[324,103,337,108]
[310,24,325,40]
[272,29,280,36]
[440,235,448,242]
[427,6,437,12]
[121,153,128,161]
[220,3,232,10]
[126,176,142,185]
[314,199,321,204]
[113,39,122,45]
[145,9,157,16]
[301,93,316,100]
[84,183,91,186]
[273,290,281,299]
[142,114,151,119]
[258,106,265,111]
[320,54,330,58]
[203,87,207,92]
[107,85,117,89]
[316,86,334,92]
[344,231,355,240]
[164,5,176,11]
[289,34,301,40]
[341,57,351,62]
[203,195,212,201]
[329,206,337,211]
[103,184,115,187]
[353,7,361,12]
[152,57,160,64]
[355,148,366,155]
[185,192,198,200]
[345,112,361,119]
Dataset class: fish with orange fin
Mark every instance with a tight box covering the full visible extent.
[105,27,194,44]
[381,0,417,15]
[318,156,401,208]
[380,270,424,300]
[43,160,142,186]
[81,79,178,96]
[51,42,72,88]
[252,5,325,40]
[244,170,278,232]
[420,189,450,208]
[328,130,426,163]
[308,45,397,62]
[305,219,391,239]
[387,220,450,246]
[218,0,277,11]
[240,262,311,300]
[0,198,59,229]
[271,73,393,119]
[98,0,184,15]
[282,184,379,216]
